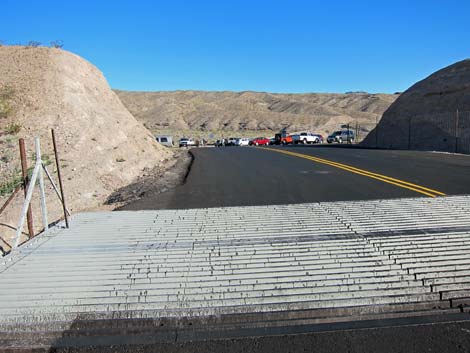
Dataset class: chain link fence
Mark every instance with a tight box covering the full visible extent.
[360,110,470,154]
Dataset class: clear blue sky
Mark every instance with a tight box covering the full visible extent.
[2,0,469,93]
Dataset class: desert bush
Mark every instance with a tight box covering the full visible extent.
[26,41,41,48]
[31,152,52,166]
[0,173,23,196]
[0,86,15,119]
[0,100,12,119]
[5,123,21,134]
[50,40,64,49]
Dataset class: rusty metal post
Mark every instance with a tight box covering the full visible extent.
[19,139,34,238]
[51,129,69,228]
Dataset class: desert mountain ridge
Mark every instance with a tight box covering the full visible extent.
[115,89,398,138]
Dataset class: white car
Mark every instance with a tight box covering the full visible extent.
[226,137,239,146]
[235,138,250,146]
[179,138,196,147]
[292,132,322,144]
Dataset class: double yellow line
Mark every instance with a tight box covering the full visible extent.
[260,148,446,198]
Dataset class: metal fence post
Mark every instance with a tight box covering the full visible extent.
[35,138,48,232]
[19,139,34,238]
[13,161,41,249]
[52,129,69,228]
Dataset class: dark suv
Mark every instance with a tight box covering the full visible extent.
[327,130,355,144]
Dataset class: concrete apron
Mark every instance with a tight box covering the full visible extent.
[1,195,470,349]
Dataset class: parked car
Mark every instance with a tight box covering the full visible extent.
[313,134,324,143]
[179,138,196,147]
[235,138,250,146]
[249,137,270,146]
[292,132,322,144]
[327,130,355,144]
[226,137,240,146]
[155,135,174,147]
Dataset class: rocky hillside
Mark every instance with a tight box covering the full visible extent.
[0,46,172,247]
[362,59,470,153]
[115,90,398,137]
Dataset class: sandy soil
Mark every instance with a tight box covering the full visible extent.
[0,46,174,249]
[362,59,470,152]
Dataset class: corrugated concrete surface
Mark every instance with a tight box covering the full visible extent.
[1,196,470,348]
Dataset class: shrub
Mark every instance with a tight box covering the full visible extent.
[0,86,14,119]
[116,157,126,162]
[26,41,41,48]
[5,123,21,134]
[50,40,64,49]
[0,100,12,119]
[0,173,23,196]
[31,152,52,166]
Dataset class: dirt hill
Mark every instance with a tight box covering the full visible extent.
[0,46,173,248]
[115,90,397,139]
[362,60,470,153]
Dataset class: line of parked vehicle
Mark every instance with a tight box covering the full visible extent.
[213,128,355,147]
[157,128,356,148]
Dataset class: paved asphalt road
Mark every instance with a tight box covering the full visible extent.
[121,145,470,210]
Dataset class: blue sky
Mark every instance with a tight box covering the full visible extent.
[2,0,469,93]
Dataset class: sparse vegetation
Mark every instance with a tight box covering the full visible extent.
[31,152,52,166]
[116,157,126,162]
[0,85,14,119]
[0,173,23,197]
[50,40,64,49]
[0,85,14,100]
[0,100,12,119]
[26,41,41,48]
[5,123,21,135]
[0,152,12,163]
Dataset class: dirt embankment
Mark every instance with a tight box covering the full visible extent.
[362,59,470,153]
[115,90,397,139]
[0,46,175,248]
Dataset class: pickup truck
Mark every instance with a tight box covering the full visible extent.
[179,138,196,147]
[292,132,322,144]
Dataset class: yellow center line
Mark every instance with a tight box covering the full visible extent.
[259,148,446,198]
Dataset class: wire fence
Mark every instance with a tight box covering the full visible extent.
[360,110,470,154]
